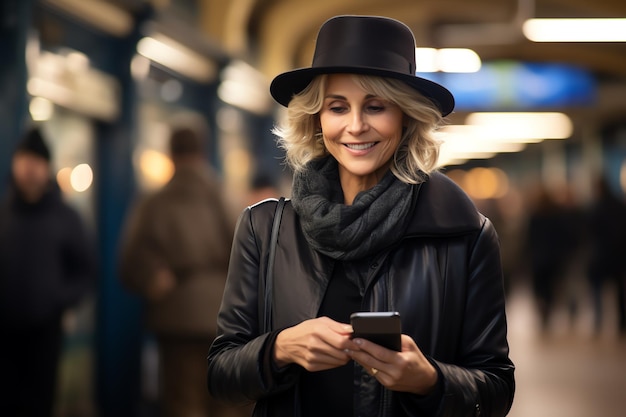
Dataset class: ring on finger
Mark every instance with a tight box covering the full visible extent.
[371,367,379,376]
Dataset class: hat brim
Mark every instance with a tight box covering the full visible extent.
[270,66,455,116]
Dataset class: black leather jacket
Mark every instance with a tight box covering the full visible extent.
[208,172,515,417]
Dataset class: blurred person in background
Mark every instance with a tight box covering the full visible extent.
[586,175,626,336]
[495,187,528,298]
[208,15,514,417]
[0,126,95,417]
[245,172,280,206]
[119,127,250,417]
[524,182,581,332]
[473,189,526,298]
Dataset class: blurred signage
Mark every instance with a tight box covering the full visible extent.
[419,61,596,111]
[27,50,120,122]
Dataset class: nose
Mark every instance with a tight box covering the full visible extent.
[347,110,368,135]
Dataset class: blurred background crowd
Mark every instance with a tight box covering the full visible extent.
[0,1,625,417]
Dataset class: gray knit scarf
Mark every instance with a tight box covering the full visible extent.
[291,156,418,260]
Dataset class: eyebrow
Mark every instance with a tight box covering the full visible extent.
[323,93,378,100]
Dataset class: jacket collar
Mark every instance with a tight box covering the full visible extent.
[407,171,483,236]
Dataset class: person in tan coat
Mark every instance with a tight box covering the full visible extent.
[119,127,249,417]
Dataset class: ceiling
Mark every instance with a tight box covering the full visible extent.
[191,0,626,128]
[196,0,626,81]
[44,0,626,128]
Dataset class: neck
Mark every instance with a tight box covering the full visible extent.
[14,180,50,203]
[338,166,389,205]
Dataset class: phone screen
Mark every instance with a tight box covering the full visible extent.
[350,311,401,351]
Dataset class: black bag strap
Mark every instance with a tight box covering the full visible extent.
[262,196,286,333]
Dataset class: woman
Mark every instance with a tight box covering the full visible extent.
[208,15,515,417]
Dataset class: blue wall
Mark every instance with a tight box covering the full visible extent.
[0,0,32,195]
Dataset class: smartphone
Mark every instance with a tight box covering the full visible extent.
[350,311,401,351]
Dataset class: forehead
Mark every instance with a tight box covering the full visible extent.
[324,74,371,96]
[13,151,49,165]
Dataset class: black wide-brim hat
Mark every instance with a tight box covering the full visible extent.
[270,15,455,117]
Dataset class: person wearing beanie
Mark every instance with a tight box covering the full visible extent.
[11,127,52,203]
[16,127,52,160]
[0,126,95,417]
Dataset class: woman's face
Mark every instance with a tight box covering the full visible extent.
[319,74,404,189]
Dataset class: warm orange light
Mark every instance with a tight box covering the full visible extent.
[139,149,174,188]
[56,167,73,194]
[464,167,509,200]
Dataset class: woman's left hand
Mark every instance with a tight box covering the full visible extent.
[347,334,438,395]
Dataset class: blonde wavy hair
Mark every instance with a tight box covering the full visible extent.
[272,74,445,184]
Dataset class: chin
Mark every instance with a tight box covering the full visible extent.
[343,167,384,180]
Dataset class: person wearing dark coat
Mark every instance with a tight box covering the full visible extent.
[525,184,580,330]
[0,127,95,417]
[207,15,514,417]
[586,175,626,335]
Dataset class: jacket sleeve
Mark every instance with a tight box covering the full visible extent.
[207,204,299,404]
[418,218,515,417]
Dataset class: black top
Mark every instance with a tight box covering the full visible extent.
[300,262,366,416]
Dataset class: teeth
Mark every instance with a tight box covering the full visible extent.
[345,142,376,150]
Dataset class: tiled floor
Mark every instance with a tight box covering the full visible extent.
[505,284,626,417]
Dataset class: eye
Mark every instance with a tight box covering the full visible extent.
[364,103,387,114]
[364,99,388,113]
[366,105,385,112]
[327,102,348,113]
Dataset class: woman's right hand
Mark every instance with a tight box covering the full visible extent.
[273,316,353,371]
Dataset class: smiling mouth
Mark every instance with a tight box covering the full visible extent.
[344,142,378,151]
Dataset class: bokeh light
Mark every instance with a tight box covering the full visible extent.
[70,163,94,192]
[138,149,174,188]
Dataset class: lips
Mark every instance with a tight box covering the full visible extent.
[344,142,378,151]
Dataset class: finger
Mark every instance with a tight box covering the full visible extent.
[348,349,388,376]
[309,332,353,360]
[302,348,351,372]
[317,338,351,358]
[313,354,349,368]
[351,337,395,361]
[400,334,420,352]
[318,316,353,335]
[313,321,354,349]
[339,324,353,334]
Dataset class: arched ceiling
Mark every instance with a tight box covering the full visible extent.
[196,0,626,83]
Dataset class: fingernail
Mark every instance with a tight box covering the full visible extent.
[354,339,363,346]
